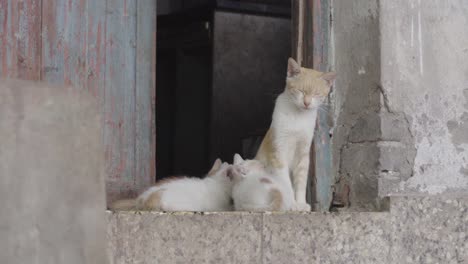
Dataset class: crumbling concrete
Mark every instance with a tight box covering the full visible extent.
[379,0,468,195]
[107,196,468,264]
[331,0,386,210]
[0,79,108,264]
[332,0,468,210]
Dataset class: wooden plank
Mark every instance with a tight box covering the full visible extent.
[290,0,299,60]
[0,0,41,80]
[104,0,138,202]
[41,0,87,87]
[311,0,332,212]
[0,0,155,203]
[135,0,156,191]
[86,0,106,98]
[292,0,332,211]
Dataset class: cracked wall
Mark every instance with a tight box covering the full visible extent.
[332,0,468,210]
[379,0,468,195]
[331,0,388,211]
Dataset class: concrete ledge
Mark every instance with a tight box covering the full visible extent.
[107,196,468,264]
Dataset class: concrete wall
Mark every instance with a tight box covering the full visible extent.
[332,0,468,210]
[379,0,468,196]
[331,0,384,210]
[0,80,108,264]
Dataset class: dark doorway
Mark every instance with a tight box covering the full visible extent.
[156,0,291,179]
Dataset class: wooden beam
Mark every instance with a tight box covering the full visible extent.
[0,0,42,80]
[292,0,332,211]
[311,0,332,212]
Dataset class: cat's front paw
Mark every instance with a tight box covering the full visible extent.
[291,202,311,211]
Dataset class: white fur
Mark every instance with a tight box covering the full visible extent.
[270,91,323,210]
[230,155,295,211]
[137,163,233,211]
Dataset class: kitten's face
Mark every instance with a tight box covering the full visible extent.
[285,58,336,111]
[208,159,232,182]
[229,154,267,182]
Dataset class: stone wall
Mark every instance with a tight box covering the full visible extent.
[331,0,384,210]
[332,0,468,210]
[379,0,468,196]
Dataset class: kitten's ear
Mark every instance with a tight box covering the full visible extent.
[233,153,244,165]
[207,158,222,176]
[287,58,301,78]
[321,71,337,86]
[227,165,247,182]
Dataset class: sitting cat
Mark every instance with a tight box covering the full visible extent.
[229,154,295,211]
[255,58,336,211]
[110,159,234,211]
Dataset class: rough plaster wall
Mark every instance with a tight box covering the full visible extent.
[380,0,468,195]
[331,0,385,210]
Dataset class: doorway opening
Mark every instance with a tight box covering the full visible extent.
[156,0,291,179]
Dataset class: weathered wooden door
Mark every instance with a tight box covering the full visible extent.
[291,0,333,211]
[0,0,156,203]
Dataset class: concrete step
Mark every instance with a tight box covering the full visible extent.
[107,196,468,264]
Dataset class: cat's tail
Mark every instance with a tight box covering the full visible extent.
[269,188,283,211]
[109,199,137,211]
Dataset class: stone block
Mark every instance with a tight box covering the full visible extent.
[380,112,412,143]
[378,141,414,179]
[107,211,262,264]
[348,112,381,143]
[390,196,468,263]
[340,143,379,176]
[262,212,391,264]
[340,143,383,210]
[107,196,468,263]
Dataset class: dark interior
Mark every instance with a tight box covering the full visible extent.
[156,0,291,179]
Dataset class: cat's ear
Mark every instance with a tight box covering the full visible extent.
[321,71,337,86]
[207,158,222,176]
[287,58,301,78]
[233,153,244,165]
[227,165,247,181]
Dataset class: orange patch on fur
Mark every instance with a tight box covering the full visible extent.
[269,188,283,211]
[142,190,163,210]
[207,158,222,176]
[256,129,284,169]
[286,67,333,97]
[260,178,272,184]
[109,199,136,211]
[154,176,187,186]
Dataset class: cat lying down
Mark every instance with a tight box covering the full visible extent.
[110,159,234,212]
[229,154,295,212]
[109,154,293,212]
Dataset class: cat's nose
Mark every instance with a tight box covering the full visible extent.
[303,101,310,108]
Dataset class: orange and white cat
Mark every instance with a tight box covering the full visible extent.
[230,154,294,211]
[110,159,233,211]
[255,58,336,211]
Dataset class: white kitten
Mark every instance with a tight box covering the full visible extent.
[229,154,295,211]
[110,159,234,212]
